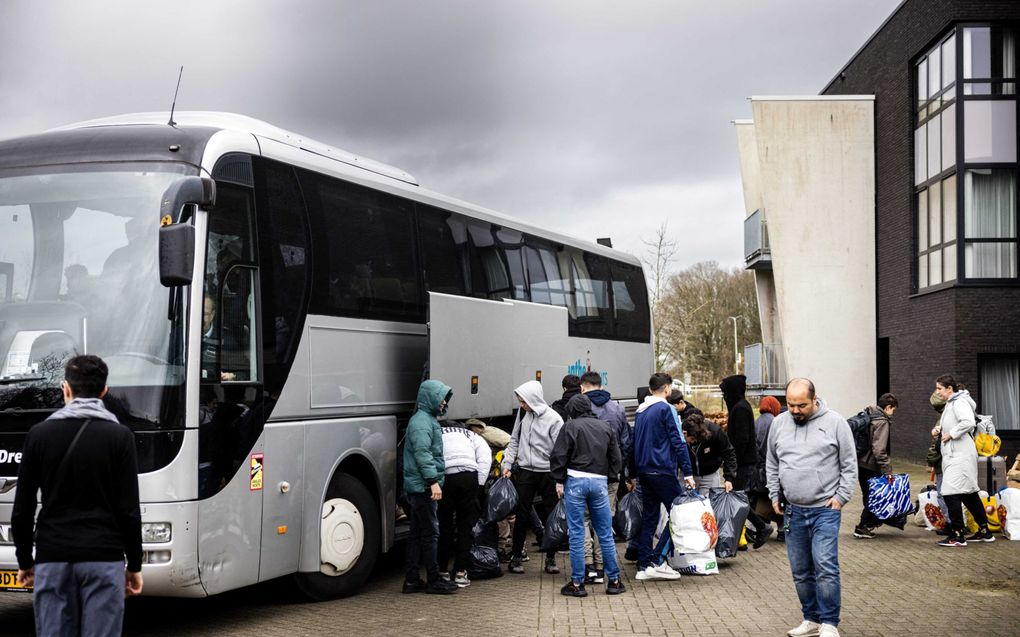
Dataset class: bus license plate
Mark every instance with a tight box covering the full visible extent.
[0,571,29,591]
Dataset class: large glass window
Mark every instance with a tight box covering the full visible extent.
[980,356,1019,430]
[418,205,469,296]
[964,100,1017,163]
[917,176,958,288]
[964,169,1017,278]
[963,27,1016,95]
[525,243,568,307]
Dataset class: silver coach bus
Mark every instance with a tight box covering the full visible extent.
[0,113,653,599]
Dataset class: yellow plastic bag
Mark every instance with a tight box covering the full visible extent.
[975,432,1002,457]
[964,509,980,534]
[738,526,747,548]
[983,494,1001,532]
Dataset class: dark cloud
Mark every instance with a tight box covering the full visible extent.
[0,0,899,268]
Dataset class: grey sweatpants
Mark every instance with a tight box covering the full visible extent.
[34,561,125,637]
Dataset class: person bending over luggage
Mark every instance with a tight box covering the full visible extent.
[438,421,490,587]
[550,394,625,597]
[681,413,737,496]
[853,393,897,540]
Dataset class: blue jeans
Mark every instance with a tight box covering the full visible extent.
[565,476,620,584]
[785,504,842,626]
[34,561,126,637]
[637,473,684,570]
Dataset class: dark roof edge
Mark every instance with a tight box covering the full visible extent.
[820,0,910,94]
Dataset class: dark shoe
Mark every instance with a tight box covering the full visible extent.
[544,558,560,575]
[560,581,588,597]
[965,528,996,543]
[532,534,544,548]
[624,547,639,562]
[937,535,967,547]
[775,530,785,543]
[935,526,951,536]
[498,549,511,563]
[508,558,525,574]
[853,525,876,539]
[583,564,597,584]
[606,578,626,595]
[425,580,459,594]
[520,548,530,562]
[753,525,774,548]
[594,568,605,584]
[402,579,427,594]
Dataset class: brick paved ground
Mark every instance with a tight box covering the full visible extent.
[0,460,1017,636]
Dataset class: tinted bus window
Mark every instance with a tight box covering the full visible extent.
[611,261,650,341]
[301,171,423,322]
[469,221,511,300]
[496,228,528,301]
[525,243,568,307]
[417,205,468,296]
[569,250,612,338]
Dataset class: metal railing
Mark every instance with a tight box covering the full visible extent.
[744,209,771,269]
[744,342,786,388]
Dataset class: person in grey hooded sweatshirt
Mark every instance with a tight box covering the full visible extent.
[767,378,857,637]
[502,380,564,574]
[932,374,993,546]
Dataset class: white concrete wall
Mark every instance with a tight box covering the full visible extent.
[734,97,876,418]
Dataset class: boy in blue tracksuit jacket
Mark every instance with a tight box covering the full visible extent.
[631,373,695,579]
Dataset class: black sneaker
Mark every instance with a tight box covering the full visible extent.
[775,530,785,543]
[853,525,876,539]
[498,549,511,563]
[560,581,588,597]
[508,558,525,574]
[544,558,560,575]
[753,525,774,548]
[937,536,967,547]
[935,526,951,536]
[593,568,605,584]
[425,579,459,594]
[624,547,639,562]
[606,578,626,595]
[401,579,427,594]
[965,528,996,543]
[520,549,530,562]
[584,564,597,584]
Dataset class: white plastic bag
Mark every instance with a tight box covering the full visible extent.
[668,550,718,576]
[669,489,718,554]
[918,487,947,531]
[999,487,1020,540]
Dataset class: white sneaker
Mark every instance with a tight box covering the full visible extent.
[787,620,821,637]
[453,572,471,588]
[819,624,839,637]
[634,563,682,581]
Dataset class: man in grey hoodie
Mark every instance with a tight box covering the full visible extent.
[502,380,564,575]
[766,378,857,637]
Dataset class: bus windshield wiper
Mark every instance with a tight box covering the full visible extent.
[0,375,47,385]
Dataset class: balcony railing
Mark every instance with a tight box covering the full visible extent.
[744,209,771,270]
[744,342,786,389]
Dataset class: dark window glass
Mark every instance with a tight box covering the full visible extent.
[611,262,650,341]
[418,205,468,295]
[497,228,528,301]
[300,171,422,321]
[468,221,510,300]
[569,250,612,338]
[525,243,568,307]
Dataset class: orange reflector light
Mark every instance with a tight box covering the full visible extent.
[277,525,288,535]
[536,370,542,381]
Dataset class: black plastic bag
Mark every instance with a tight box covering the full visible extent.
[708,487,750,559]
[613,490,643,541]
[485,477,518,523]
[466,520,503,579]
[540,499,568,552]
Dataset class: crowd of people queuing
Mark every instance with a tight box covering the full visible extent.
[400,367,1001,637]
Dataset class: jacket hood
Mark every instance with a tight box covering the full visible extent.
[794,396,830,426]
[719,375,746,406]
[565,393,596,420]
[417,379,453,416]
[586,388,612,407]
[515,380,549,414]
[948,389,976,410]
[49,397,119,423]
[636,394,666,414]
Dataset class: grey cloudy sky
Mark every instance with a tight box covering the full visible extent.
[0,0,899,269]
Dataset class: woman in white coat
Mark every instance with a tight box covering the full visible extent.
[932,374,993,546]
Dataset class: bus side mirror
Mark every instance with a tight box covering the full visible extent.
[159,223,195,287]
[157,177,215,287]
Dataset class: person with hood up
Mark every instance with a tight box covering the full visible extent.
[631,372,695,582]
[932,374,994,546]
[720,373,772,542]
[502,380,564,574]
[852,393,898,539]
[549,394,625,597]
[550,374,582,421]
[766,378,857,637]
[401,379,459,594]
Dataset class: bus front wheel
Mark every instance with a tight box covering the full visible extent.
[294,472,380,600]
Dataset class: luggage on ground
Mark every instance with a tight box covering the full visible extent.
[485,477,518,523]
[668,550,719,576]
[613,490,643,542]
[467,520,503,580]
[708,488,750,559]
[867,473,913,520]
[540,499,568,552]
[977,456,1007,494]
[669,487,718,554]
[979,490,1001,533]
[998,487,1020,540]
[918,485,947,531]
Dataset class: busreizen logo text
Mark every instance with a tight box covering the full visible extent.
[0,450,23,464]
[566,356,608,387]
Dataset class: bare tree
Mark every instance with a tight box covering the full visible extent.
[642,223,678,370]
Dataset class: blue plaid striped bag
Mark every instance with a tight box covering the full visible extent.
[867,473,913,520]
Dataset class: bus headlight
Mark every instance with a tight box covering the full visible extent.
[141,522,172,543]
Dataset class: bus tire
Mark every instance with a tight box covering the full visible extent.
[294,472,380,601]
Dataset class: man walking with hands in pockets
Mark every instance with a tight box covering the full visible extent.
[767,378,857,637]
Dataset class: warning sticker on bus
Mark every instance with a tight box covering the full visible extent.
[250,453,264,491]
[0,570,30,591]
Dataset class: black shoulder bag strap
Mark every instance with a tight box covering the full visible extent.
[38,418,92,521]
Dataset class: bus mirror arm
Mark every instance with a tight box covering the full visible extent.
[157,177,214,288]
[159,176,216,222]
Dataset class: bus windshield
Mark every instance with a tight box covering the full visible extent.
[0,164,193,411]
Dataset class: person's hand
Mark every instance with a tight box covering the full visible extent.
[125,571,143,597]
[772,501,783,516]
[684,477,696,489]
[502,468,512,479]
[724,480,733,493]
[16,568,33,589]
[885,474,895,485]
[827,498,843,511]
[941,433,951,443]
[430,483,442,501]
[626,479,636,492]
[556,484,564,499]
[220,371,236,381]
[931,426,941,437]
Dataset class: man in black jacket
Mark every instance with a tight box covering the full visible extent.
[13,355,143,637]
[550,374,582,421]
[719,374,771,542]
[549,394,624,597]
[681,413,737,494]
[669,389,704,423]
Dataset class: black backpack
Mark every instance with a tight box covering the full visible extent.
[847,411,872,459]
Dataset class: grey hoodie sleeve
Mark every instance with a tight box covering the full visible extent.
[766,421,781,503]
[502,410,522,472]
[834,419,859,506]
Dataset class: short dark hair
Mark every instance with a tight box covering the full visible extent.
[561,374,581,390]
[935,374,958,392]
[64,354,108,399]
[648,372,672,392]
[877,393,898,409]
[681,413,711,442]
[579,371,602,387]
[785,377,815,398]
[668,389,684,405]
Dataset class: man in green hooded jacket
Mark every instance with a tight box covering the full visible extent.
[402,379,459,594]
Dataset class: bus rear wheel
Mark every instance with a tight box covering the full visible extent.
[294,472,380,600]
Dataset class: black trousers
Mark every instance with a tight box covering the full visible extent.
[437,472,481,574]
[944,491,988,535]
[405,492,440,584]
[858,467,884,528]
[511,467,558,561]
[733,464,769,532]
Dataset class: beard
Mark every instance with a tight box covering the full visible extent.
[792,413,809,424]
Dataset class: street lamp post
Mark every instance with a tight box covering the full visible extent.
[728,316,741,375]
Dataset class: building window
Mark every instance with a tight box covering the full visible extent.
[964,169,1017,278]
[963,27,1016,95]
[980,356,1019,430]
[917,176,957,287]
